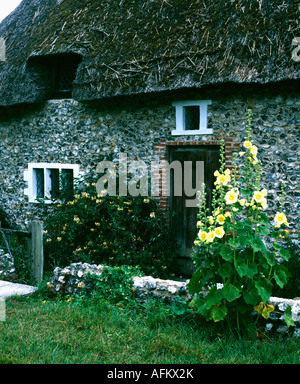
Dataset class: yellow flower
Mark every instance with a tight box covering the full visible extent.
[224,212,232,218]
[216,214,225,225]
[143,198,150,203]
[150,212,156,218]
[57,237,62,242]
[90,228,95,232]
[243,141,252,149]
[239,151,245,157]
[261,198,268,210]
[214,170,220,177]
[225,188,239,205]
[73,215,80,223]
[194,240,200,246]
[253,191,265,204]
[198,230,208,242]
[239,199,246,206]
[46,238,52,243]
[214,226,225,239]
[274,212,288,227]
[250,145,258,156]
[95,222,101,226]
[214,207,220,216]
[77,281,85,288]
[197,221,203,228]
[216,173,231,186]
[206,231,215,243]
[208,216,214,225]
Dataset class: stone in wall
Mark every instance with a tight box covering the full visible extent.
[0,248,16,280]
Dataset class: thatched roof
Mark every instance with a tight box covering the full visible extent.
[0,0,299,106]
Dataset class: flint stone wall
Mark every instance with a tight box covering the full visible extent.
[0,85,299,240]
[47,262,300,336]
[0,248,15,280]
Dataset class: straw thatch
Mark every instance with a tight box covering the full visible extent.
[0,0,299,106]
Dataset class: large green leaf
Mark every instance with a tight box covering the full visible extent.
[283,306,295,327]
[220,244,233,261]
[264,251,276,266]
[256,225,270,236]
[218,263,232,279]
[255,279,272,303]
[274,269,288,288]
[205,286,223,309]
[239,235,255,247]
[280,248,291,261]
[223,280,241,302]
[234,259,248,278]
[243,282,261,305]
[187,268,203,294]
[211,304,227,322]
[252,237,268,254]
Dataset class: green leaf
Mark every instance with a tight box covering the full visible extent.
[283,306,295,327]
[211,304,227,322]
[264,251,276,267]
[280,248,291,261]
[220,244,233,261]
[256,225,270,236]
[258,212,270,224]
[243,283,261,305]
[274,269,288,289]
[239,235,255,247]
[234,259,248,278]
[205,286,223,309]
[255,279,272,303]
[223,280,241,302]
[188,268,203,294]
[252,237,268,254]
[218,263,232,279]
[228,237,240,248]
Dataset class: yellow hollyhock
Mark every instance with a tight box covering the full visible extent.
[214,226,225,239]
[243,141,252,149]
[206,231,215,243]
[217,214,225,225]
[225,188,239,205]
[274,212,288,227]
[198,230,208,242]
[253,191,265,204]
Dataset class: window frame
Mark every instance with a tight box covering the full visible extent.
[24,163,80,203]
[172,100,212,135]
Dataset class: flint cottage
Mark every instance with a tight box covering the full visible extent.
[0,0,299,273]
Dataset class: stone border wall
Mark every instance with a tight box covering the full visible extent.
[46,262,300,337]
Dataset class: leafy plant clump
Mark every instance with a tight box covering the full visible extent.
[41,173,178,279]
[189,110,294,330]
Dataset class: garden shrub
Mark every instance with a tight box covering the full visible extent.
[188,110,294,329]
[41,172,179,279]
[78,264,143,304]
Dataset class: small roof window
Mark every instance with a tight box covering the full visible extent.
[27,53,82,99]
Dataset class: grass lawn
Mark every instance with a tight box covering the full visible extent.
[0,294,299,364]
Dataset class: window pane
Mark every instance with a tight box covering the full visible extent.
[60,169,74,200]
[184,106,200,130]
[49,169,60,199]
[35,169,44,198]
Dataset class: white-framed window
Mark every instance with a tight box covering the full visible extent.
[24,163,80,203]
[172,100,212,135]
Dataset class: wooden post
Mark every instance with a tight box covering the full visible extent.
[30,221,44,283]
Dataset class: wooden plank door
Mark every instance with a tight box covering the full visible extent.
[169,146,220,276]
